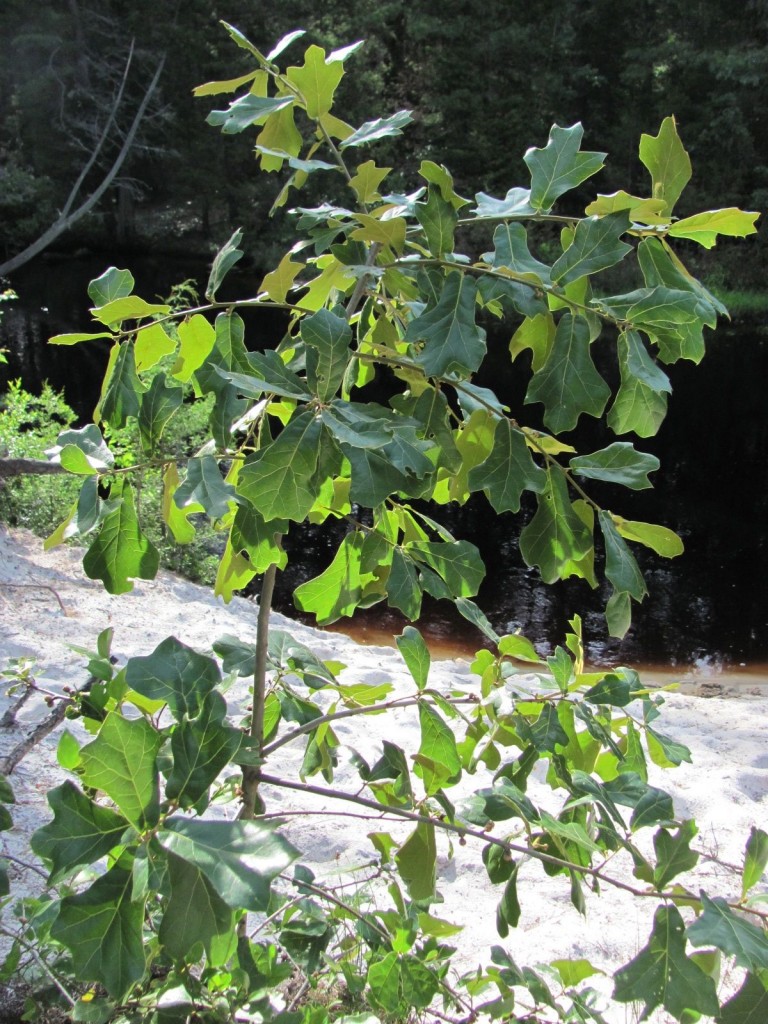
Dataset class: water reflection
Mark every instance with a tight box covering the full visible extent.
[2,257,766,669]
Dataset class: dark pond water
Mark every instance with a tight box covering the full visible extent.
[2,255,767,670]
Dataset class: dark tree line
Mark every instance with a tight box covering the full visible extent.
[1,0,766,280]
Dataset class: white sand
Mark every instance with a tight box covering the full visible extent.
[1,526,766,1022]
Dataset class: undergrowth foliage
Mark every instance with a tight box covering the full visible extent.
[3,23,766,1024]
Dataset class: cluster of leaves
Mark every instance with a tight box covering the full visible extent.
[6,24,765,1024]
[8,619,768,1023]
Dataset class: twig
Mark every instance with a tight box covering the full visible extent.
[0,673,93,774]
[0,583,67,615]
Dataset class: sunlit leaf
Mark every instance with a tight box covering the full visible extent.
[83,479,159,594]
[79,714,162,828]
[125,635,221,721]
[743,828,768,898]
[639,116,692,216]
[340,109,414,149]
[396,626,430,690]
[395,822,436,900]
[668,207,760,248]
[158,817,299,911]
[286,45,344,118]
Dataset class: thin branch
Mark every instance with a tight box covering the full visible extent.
[262,693,478,757]
[0,583,67,615]
[60,41,135,218]
[0,54,166,277]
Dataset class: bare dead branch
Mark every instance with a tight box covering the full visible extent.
[0,53,165,278]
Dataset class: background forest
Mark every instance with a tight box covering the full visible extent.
[1,0,767,284]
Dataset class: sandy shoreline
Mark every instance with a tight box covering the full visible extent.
[1,526,766,1022]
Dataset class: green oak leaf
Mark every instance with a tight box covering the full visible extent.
[386,548,422,620]
[88,267,134,307]
[482,221,552,285]
[606,589,631,639]
[391,387,461,473]
[525,313,610,432]
[134,321,176,373]
[419,159,470,210]
[339,109,413,149]
[519,470,592,584]
[223,351,311,401]
[472,186,537,219]
[524,123,606,212]
[367,951,403,1013]
[301,307,352,401]
[638,237,724,319]
[613,905,719,1019]
[668,207,760,248]
[82,479,159,594]
[688,894,768,972]
[571,442,660,490]
[166,691,241,808]
[206,95,293,135]
[138,372,183,453]
[408,539,484,597]
[125,635,221,721]
[395,821,436,900]
[268,628,338,687]
[717,971,768,1023]
[496,869,522,937]
[286,45,343,118]
[174,454,238,520]
[95,341,146,428]
[48,424,114,475]
[415,703,461,794]
[231,504,288,572]
[194,311,251,445]
[396,626,431,690]
[613,518,683,558]
[585,190,668,224]
[31,781,129,885]
[45,476,121,549]
[551,211,632,285]
[583,674,633,707]
[599,511,647,601]
[294,531,374,624]
[158,817,299,911]
[90,296,170,326]
[159,852,236,966]
[608,330,671,437]
[468,417,546,512]
[743,827,768,898]
[79,714,162,828]
[173,314,217,381]
[639,116,691,216]
[416,187,458,256]
[237,410,323,522]
[50,865,145,1000]
[340,439,430,508]
[652,820,699,889]
[406,272,486,378]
